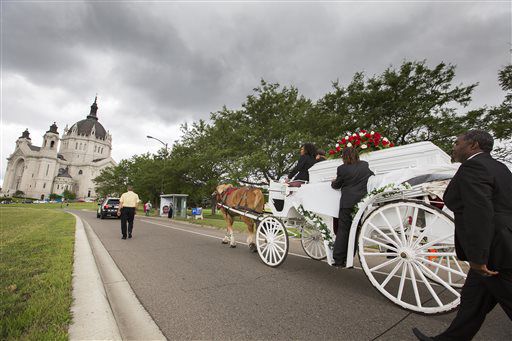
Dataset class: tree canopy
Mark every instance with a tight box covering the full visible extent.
[93,60,511,206]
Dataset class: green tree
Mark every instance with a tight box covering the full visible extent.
[165,120,225,204]
[62,189,76,201]
[462,65,512,162]
[207,80,315,184]
[93,160,132,198]
[315,60,477,153]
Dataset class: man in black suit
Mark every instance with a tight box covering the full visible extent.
[413,130,512,340]
[331,147,374,267]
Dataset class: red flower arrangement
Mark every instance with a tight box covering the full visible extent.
[328,129,395,157]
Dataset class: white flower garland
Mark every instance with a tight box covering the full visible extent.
[297,204,334,248]
[354,182,412,217]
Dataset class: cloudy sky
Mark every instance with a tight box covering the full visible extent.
[1,1,510,183]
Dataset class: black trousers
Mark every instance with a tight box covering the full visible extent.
[333,208,353,264]
[121,207,135,237]
[435,269,512,340]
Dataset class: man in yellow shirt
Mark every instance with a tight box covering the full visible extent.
[117,185,140,239]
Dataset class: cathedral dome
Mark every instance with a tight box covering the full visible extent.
[67,96,107,139]
[68,118,107,139]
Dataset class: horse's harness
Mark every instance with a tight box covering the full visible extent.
[217,187,254,216]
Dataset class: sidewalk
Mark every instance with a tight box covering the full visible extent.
[68,212,166,340]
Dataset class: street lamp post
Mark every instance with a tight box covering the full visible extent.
[147,135,169,195]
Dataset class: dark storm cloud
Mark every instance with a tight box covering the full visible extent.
[2,2,231,121]
[4,2,509,124]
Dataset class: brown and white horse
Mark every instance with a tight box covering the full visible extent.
[214,184,265,251]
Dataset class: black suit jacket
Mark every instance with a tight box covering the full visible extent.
[331,160,374,208]
[288,155,316,181]
[444,153,512,270]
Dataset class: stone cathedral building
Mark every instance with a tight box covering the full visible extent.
[2,97,116,200]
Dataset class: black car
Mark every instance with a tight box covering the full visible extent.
[97,197,120,219]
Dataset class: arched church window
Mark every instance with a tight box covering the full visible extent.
[50,141,55,148]
[78,170,83,175]
[46,164,49,176]
[43,183,46,189]
[76,142,78,149]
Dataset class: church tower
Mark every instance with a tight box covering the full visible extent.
[42,122,59,155]
[15,129,32,148]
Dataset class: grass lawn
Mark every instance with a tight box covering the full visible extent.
[0,207,75,340]
[5,202,98,211]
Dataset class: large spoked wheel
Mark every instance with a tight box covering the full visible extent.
[358,201,468,314]
[256,217,289,267]
[300,221,326,260]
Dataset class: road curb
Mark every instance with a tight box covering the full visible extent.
[68,212,122,340]
[82,217,167,341]
[68,212,166,340]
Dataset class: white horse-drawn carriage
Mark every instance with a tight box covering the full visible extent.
[218,142,469,314]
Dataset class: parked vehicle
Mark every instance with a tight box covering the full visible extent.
[97,198,120,219]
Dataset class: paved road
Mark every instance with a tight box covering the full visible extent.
[75,210,511,340]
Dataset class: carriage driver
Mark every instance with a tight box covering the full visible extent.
[331,147,374,268]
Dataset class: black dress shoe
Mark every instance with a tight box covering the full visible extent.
[128,234,132,239]
[122,236,127,239]
[412,328,434,341]
[332,262,346,268]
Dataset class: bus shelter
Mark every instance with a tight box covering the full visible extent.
[159,194,188,218]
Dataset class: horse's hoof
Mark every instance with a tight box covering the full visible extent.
[249,243,257,252]
[230,244,237,248]
[221,240,228,244]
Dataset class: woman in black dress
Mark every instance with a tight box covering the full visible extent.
[287,143,317,186]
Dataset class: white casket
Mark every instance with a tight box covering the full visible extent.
[308,141,452,184]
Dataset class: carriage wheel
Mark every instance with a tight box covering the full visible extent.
[358,201,468,314]
[256,217,289,267]
[300,221,326,260]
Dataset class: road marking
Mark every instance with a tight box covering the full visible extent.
[141,219,452,286]
[142,219,311,259]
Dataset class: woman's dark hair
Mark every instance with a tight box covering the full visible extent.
[302,143,317,157]
[462,129,494,153]
[342,147,359,165]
